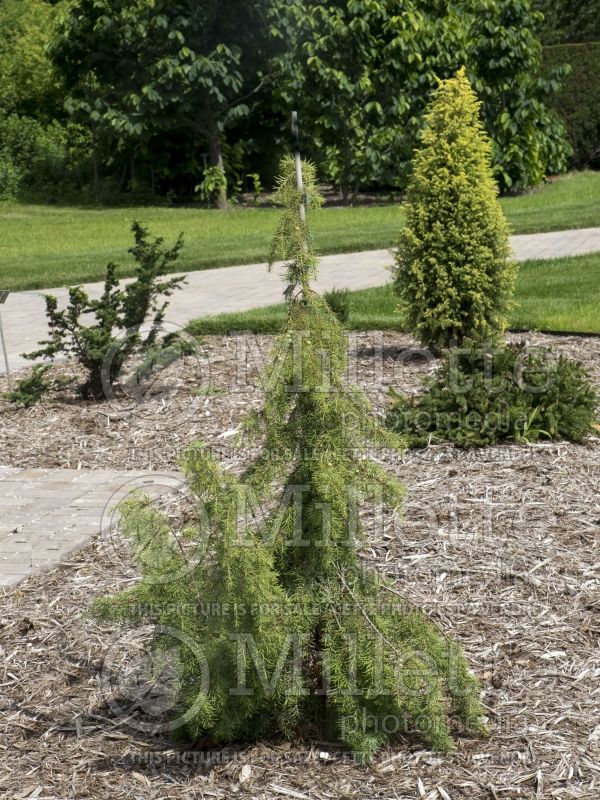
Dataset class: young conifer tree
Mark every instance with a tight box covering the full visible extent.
[94,156,485,761]
[394,67,515,353]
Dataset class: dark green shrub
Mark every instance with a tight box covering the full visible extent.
[393,69,515,354]
[324,287,350,324]
[93,157,485,762]
[388,340,598,447]
[25,223,186,399]
[534,0,600,45]
[543,42,600,168]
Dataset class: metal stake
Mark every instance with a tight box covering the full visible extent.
[291,111,306,223]
[0,308,12,391]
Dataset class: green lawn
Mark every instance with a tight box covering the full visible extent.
[0,202,403,291]
[2,171,600,292]
[188,252,600,336]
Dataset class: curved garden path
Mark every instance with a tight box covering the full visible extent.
[2,226,600,374]
[1,225,600,586]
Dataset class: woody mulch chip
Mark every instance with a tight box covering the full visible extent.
[0,331,599,799]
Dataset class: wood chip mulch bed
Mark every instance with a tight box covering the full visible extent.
[0,332,599,799]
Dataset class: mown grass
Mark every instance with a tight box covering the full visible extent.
[0,203,403,291]
[188,252,600,336]
[2,171,600,292]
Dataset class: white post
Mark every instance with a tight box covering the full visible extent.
[291,111,306,223]
[0,308,12,391]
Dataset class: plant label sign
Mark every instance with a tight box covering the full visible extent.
[0,291,9,304]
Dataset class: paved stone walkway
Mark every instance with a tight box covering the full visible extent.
[2,226,600,374]
[0,467,181,587]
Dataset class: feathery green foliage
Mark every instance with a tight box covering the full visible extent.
[388,339,598,447]
[394,68,516,353]
[94,156,485,760]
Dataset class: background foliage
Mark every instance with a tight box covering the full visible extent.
[0,0,582,204]
[543,43,600,169]
[273,0,570,197]
[49,0,278,207]
[463,0,571,192]
[533,0,600,45]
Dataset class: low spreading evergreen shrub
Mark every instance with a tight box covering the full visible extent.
[3,364,54,407]
[93,157,485,761]
[394,68,515,354]
[387,340,598,448]
[25,222,186,399]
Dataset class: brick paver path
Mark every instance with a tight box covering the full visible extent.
[0,467,180,587]
[2,226,600,374]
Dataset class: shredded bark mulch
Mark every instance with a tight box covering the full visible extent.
[1,330,598,472]
[0,332,599,799]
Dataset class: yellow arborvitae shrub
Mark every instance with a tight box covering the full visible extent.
[394,67,515,352]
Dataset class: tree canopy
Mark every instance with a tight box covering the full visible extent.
[50,0,278,205]
[271,0,446,202]
[273,0,570,195]
[463,0,571,192]
[0,0,578,202]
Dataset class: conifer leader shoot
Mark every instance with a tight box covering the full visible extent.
[94,157,485,761]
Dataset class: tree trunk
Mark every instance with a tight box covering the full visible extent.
[207,128,228,210]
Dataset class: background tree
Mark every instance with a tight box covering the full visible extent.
[542,40,600,170]
[272,0,448,202]
[0,0,573,201]
[0,0,63,119]
[51,0,278,207]
[274,0,569,199]
[94,156,485,760]
[0,0,90,201]
[534,0,600,171]
[394,68,515,352]
[462,0,571,192]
